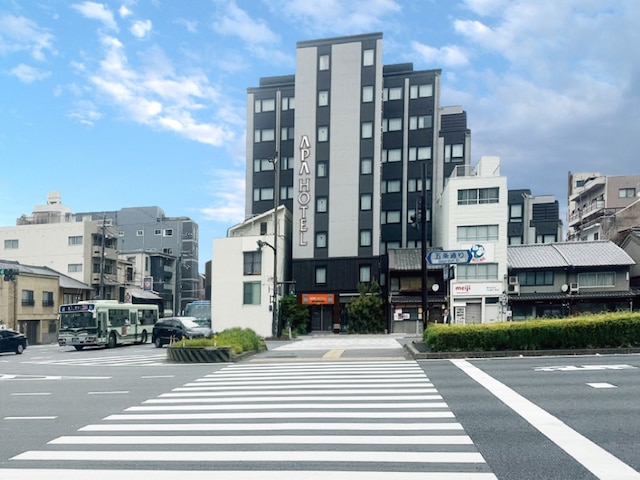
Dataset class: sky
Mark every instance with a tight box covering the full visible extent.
[1,0,639,272]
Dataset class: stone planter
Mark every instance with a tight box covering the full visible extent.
[167,346,234,363]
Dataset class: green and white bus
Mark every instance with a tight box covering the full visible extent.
[58,300,159,350]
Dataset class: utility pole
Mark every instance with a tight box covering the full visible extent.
[99,214,106,299]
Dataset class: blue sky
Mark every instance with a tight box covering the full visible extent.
[1,0,639,272]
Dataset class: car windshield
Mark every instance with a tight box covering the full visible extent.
[180,318,203,329]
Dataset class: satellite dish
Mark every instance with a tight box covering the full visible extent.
[431,284,440,292]
[561,284,569,293]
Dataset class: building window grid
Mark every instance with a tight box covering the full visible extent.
[409,115,432,130]
[243,282,261,305]
[362,85,374,103]
[316,232,327,248]
[577,272,615,288]
[382,149,402,163]
[409,83,433,99]
[68,235,83,246]
[361,158,373,175]
[409,146,432,161]
[518,271,554,286]
[21,289,35,307]
[457,225,499,242]
[42,291,55,307]
[363,49,375,66]
[457,263,499,280]
[359,265,372,283]
[619,188,636,198]
[315,266,327,284]
[243,251,262,276]
[359,229,372,247]
[360,194,372,211]
[458,188,499,205]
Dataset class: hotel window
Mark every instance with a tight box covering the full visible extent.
[280,185,293,200]
[254,128,274,143]
[4,239,18,249]
[410,83,433,98]
[360,193,372,211]
[381,180,401,194]
[315,266,327,284]
[359,265,372,283]
[281,126,294,141]
[619,187,636,198]
[382,118,402,132]
[254,187,274,201]
[408,178,430,192]
[254,158,275,172]
[362,85,374,103]
[445,143,464,162]
[318,90,329,107]
[316,232,327,248]
[363,48,374,66]
[409,115,432,130]
[510,204,523,222]
[361,158,373,175]
[281,96,294,111]
[361,122,373,139]
[319,54,330,71]
[383,86,402,101]
[381,210,401,224]
[409,146,431,161]
[457,224,499,242]
[318,126,329,142]
[243,282,261,305]
[243,251,262,275]
[317,161,327,178]
[281,156,294,170]
[382,149,402,163]
[360,229,372,247]
[68,235,83,246]
[316,197,328,213]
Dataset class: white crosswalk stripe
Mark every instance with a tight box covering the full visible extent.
[24,353,167,367]
[7,360,497,479]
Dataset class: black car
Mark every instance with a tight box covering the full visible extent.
[152,316,213,348]
[0,328,27,354]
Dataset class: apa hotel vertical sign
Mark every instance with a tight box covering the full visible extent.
[297,135,312,246]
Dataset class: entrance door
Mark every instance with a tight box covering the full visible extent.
[19,320,40,345]
[311,305,333,331]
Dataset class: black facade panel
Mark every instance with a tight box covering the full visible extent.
[381,162,403,180]
[531,220,561,235]
[292,257,380,294]
[508,222,524,236]
[381,193,402,210]
[440,112,468,132]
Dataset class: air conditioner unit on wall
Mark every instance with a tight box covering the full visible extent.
[569,282,579,293]
[507,283,520,295]
[508,276,518,285]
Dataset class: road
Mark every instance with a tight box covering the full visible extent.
[1,337,640,479]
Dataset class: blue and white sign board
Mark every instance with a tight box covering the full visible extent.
[427,250,472,265]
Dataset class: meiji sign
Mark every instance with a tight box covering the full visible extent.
[452,282,503,296]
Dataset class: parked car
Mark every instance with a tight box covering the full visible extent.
[152,316,213,348]
[0,328,27,354]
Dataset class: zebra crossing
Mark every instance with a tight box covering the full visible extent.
[24,352,167,367]
[6,360,497,479]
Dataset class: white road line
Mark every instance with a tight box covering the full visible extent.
[173,382,433,391]
[195,374,426,380]
[0,469,498,480]
[80,422,465,432]
[12,450,485,463]
[88,391,129,395]
[145,395,443,403]
[125,402,448,411]
[181,379,428,386]
[50,434,473,445]
[4,416,57,420]
[105,411,455,420]
[587,383,617,389]
[451,359,640,480]
[11,392,51,396]
[159,388,436,396]
[141,375,175,379]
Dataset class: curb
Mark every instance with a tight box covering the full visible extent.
[404,342,640,360]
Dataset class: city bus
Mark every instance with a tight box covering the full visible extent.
[58,300,159,350]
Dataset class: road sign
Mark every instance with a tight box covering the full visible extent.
[427,250,472,265]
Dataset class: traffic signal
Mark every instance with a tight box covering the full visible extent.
[1,268,17,281]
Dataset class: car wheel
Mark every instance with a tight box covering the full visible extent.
[141,330,148,344]
[154,336,163,348]
[107,332,117,349]
[74,345,84,351]
[16,343,24,354]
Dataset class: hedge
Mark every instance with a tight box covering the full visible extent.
[424,312,640,352]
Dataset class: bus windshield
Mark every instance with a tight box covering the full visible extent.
[60,312,96,329]
[184,302,211,327]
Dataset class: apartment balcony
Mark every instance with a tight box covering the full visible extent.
[567,200,606,227]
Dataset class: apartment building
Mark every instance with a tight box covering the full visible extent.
[245,32,470,331]
[507,189,563,245]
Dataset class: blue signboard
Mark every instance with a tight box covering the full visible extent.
[427,250,472,265]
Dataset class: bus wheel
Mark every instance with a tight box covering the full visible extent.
[107,332,117,349]
[74,345,84,351]
[141,330,148,344]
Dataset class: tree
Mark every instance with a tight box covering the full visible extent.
[346,281,385,334]
[280,294,310,336]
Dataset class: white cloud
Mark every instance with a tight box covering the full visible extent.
[213,1,279,46]
[71,2,118,31]
[0,13,56,61]
[130,19,152,39]
[9,63,51,83]
[411,42,469,68]
[200,169,246,224]
[267,0,402,35]
[119,5,133,18]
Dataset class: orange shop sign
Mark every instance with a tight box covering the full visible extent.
[302,293,335,305]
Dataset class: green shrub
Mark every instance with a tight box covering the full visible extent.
[424,312,640,352]
[170,327,264,354]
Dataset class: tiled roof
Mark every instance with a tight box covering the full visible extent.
[388,248,444,271]
[508,241,635,269]
[510,290,635,302]
[0,260,92,290]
